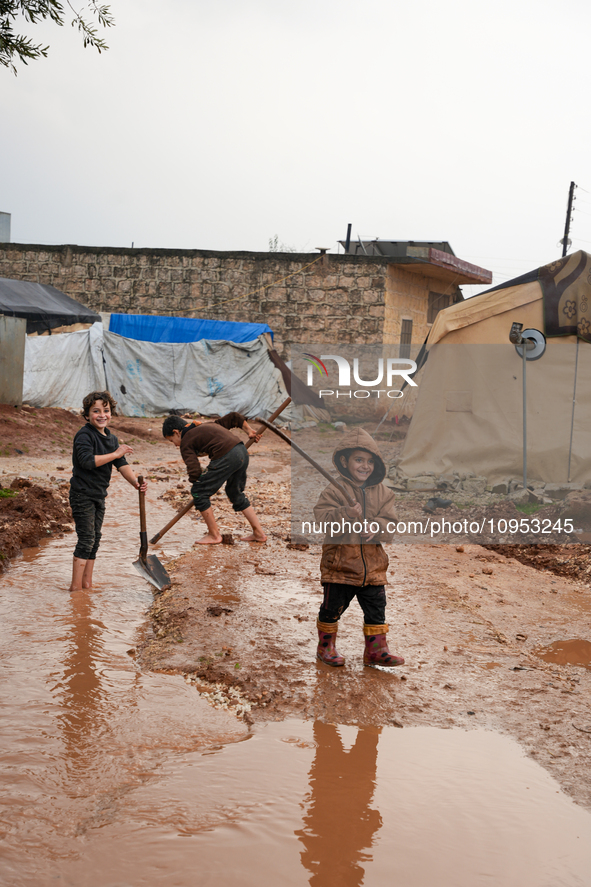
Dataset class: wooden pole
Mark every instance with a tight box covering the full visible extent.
[149,397,292,544]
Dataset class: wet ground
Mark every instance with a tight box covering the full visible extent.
[2,413,591,884]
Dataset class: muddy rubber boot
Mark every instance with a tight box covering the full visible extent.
[363,624,405,667]
[316,620,345,667]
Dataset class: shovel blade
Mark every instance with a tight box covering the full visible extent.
[133,554,171,591]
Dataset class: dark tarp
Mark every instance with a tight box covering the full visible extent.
[0,277,100,335]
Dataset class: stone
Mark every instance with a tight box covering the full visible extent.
[461,476,487,495]
[508,487,531,504]
[491,481,508,495]
[407,476,436,491]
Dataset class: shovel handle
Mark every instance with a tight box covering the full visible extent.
[137,476,148,559]
[254,417,356,507]
[149,397,292,545]
[149,499,194,545]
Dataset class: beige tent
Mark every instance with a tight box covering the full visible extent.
[398,251,591,484]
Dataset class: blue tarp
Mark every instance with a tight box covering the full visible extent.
[108,313,273,344]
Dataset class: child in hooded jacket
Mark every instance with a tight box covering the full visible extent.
[313,427,404,668]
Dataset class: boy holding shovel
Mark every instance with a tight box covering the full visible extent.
[162,412,266,544]
[69,391,147,592]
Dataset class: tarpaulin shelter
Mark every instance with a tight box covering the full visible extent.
[398,251,591,483]
[108,313,273,344]
[23,319,289,419]
[0,277,100,335]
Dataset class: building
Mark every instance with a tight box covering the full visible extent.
[0,241,491,358]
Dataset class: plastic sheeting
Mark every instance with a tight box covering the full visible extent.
[108,313,273,344]
[23,323,106,410]
[103,331,286,417]
[0,277,100,335]
[23,324,288,418]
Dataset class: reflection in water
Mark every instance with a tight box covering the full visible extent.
[55,591,106,768]
[296,722,382,886]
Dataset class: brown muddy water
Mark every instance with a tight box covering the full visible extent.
[2,483,591,886]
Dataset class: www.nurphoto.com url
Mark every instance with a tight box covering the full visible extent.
[300,517,575,538]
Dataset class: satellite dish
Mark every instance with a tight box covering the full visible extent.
[515,328,546,361]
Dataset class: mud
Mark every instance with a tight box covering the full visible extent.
[2,407,591,821]
[0,477,72,571]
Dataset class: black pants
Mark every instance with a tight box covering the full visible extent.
[319,582,387,626]
[191,442,250,513]
[69,491,106,560]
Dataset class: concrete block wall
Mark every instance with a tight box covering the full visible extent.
[0,243,429,358]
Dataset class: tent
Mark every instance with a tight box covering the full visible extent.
[23,320,289,418]
[398,251,591,484]
[0,277,100,335]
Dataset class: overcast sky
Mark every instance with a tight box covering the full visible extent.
[2,0,591,295]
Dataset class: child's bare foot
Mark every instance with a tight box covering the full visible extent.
[240,532,267,543]
[196,533,223,545]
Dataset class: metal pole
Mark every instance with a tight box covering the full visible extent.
[567,338,579,482]
[562,181,576,257]
[522,341,527,490]
[345,223,352,253]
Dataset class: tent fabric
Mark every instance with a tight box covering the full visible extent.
[399,254,591,484]
[102,331,286,417]
[428,250,591,346]
[398,343,591,484]
[108,313,273,344]
[22,324,288,418]
[23,322,106,410]
[427,280,548,345]
[0,277,100,335]
[538,251,591,341]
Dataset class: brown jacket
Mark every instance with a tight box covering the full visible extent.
[313,428,396,587]
[180,412,246,482]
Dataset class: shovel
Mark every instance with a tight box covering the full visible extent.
[254,417,356,506]
[133,476,171,591]
[149,396,292,545]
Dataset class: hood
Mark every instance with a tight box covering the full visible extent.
[331,427,386,487]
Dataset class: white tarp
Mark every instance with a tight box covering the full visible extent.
[23,324,288,418]
[23,322,106,410]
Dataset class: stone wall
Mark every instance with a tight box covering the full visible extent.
[0,243,430,359]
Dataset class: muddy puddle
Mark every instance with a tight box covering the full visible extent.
[537,639,591,669]
[2,480,591,886]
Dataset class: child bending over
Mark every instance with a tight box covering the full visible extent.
[69,391,147,592]
[313,427,405,668]
[162,412,266,545]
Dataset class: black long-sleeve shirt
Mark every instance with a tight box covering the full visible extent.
[70,423,128,499]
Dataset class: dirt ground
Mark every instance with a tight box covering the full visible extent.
[2,405,591,811]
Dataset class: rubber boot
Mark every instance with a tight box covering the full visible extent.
[363,624,405,667]
[316,620,345,667]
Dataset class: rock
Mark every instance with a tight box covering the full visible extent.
[508,487,531,504]
[560,492,591,530]
[461,476,487,495]
[407,476,436,491]
[437,474,459,490]
[491,481,508,495]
